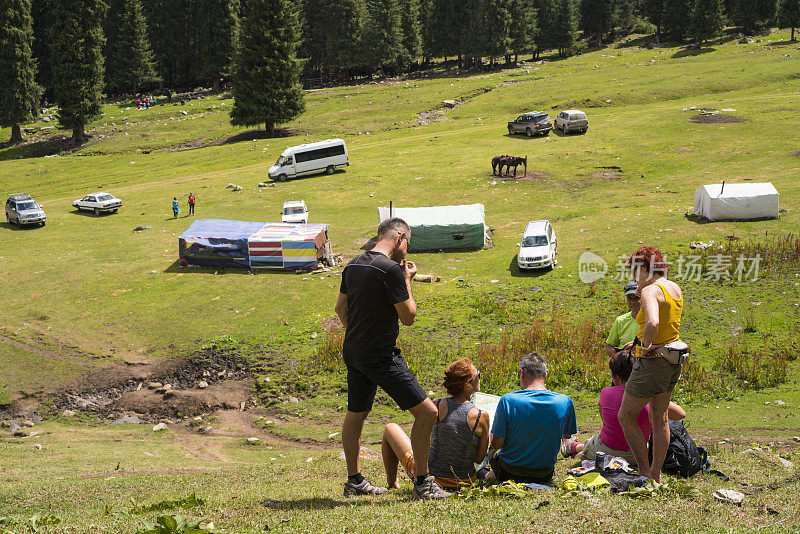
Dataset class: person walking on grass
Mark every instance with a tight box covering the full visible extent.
[188,192,195,215]
[618,246,683,482]
[172,197,180,219]
[335,218,450,500]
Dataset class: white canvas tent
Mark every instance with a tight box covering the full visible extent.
[693,183,779,221]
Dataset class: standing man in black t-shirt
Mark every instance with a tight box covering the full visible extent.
[335,217,451,500]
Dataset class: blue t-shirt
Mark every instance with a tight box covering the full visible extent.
[491,389,578,470]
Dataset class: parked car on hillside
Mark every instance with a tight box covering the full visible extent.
[555,110,589,134]
[73,192,122,215]
[517,220,557,270]
[5,194,46,227]
[281,200,308,223]
[507,112,552,137]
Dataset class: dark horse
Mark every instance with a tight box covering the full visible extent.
[492,155,527,176]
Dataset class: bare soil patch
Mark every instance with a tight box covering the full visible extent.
[2,347,256,423]
[689,114,747,124]
[675,146,694,152]
[414,110,452,126]
[489,170,551,182]
[591,165,624,180]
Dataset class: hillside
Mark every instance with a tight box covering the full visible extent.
[1,32,799,533]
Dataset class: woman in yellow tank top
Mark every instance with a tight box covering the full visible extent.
[617,246,683,483]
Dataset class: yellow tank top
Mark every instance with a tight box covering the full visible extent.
[636,282,682,358]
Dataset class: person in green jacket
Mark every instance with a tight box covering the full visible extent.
[605,282,641,358]
[172,197,180,219]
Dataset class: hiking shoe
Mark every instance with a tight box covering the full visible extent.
[412,475,452,500]
[343,478,388,497]
[561,438,581,458]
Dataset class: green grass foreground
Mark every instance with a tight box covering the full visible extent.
[1,31,800,532]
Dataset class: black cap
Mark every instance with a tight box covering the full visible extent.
[623,282,638,296]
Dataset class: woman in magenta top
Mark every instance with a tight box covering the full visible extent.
[564,351,684,465]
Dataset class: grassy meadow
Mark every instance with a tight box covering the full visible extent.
[1,31,800,532]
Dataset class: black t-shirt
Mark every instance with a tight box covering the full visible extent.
[340,251,409,358]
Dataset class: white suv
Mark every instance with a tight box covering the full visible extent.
[281,200,308,223]
[517,220,557,270]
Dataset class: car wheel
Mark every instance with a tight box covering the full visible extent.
[325,165,335,175]
[94,208,100,216]
[41,221,45,227]
[526,128,533,137]
[277,174,287,182]
[508,126,514,135]
[112,209,118,213]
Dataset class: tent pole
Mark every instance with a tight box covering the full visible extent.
[390,201,393,218]
[720,180,725,196]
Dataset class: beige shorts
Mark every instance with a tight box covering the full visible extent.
[580,434,637,466]
[625,356,682,398]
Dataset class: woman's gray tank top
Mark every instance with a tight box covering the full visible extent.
[428,397,481,480]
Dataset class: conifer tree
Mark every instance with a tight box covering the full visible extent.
[642,0,665,38]
[50,0,105,142]
[105,0,160,94]
[31,0,53,99]
[0,0,42,143]
[552,0,577,57]
[302,0,363,74]
[535,0,559,53]
[662,0,691,41]
[195,0,239,90]
[360,0,404,71]
[778,0,800,40]
[690,0,725,44]
[508,0,537,62]
[580,0,614,46]
[230,0,305,135]
[483,0,511,65]
[399,0,422,64]
[733,0,777,34]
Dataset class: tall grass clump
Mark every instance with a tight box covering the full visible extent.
[311,327,345,373]
[475,305,608,393]
[695,233,800,275]
[717,342,789,389]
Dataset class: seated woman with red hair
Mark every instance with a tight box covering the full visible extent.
[381,358,490,491]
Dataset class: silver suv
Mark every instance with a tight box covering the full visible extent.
[5,194,46,227]
[555,110,588,134]
[507,112,552,137]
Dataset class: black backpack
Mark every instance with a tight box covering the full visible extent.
[649,420,718,478]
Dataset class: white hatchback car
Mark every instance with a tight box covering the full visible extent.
[281,200,308,223]
[517,220,557,270]
[73,192,122,215]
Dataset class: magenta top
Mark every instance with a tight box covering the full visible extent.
[599,385,651,451]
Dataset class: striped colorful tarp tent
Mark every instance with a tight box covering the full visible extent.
[248,223,328,269]
[178,219,328,270]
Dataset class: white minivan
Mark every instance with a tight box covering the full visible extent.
[517,220,557,270]
[281,200,308,223]
[267,138,349,182]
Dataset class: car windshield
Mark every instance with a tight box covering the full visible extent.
[284,207,305,214]
[97,194,114,201]
[570,114,584,120]
[522,235,548,247]
[16,201,38,211]
[275,155,287,166]
[534,115,549,123]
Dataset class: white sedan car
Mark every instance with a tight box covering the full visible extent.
[73,192,122,215]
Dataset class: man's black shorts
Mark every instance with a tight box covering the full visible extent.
[344,348,427,412]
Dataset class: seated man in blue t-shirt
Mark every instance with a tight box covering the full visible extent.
[486,352,578,484]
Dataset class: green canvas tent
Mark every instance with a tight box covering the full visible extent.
[377,204,486,252]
